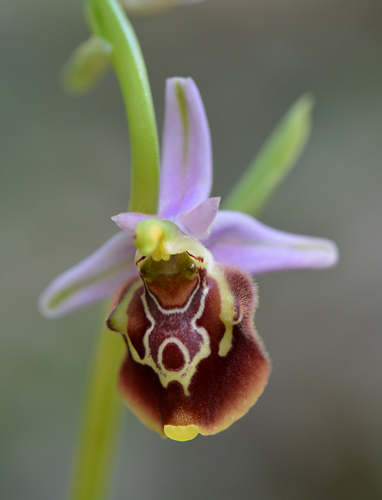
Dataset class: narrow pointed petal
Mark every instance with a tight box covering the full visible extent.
[39,232,137,317]
[175,197,220,239]
[158,78,212,217]
[206,210,339,274]
[111,212,154,233]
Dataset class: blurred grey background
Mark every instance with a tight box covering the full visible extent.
[1,0,382,499]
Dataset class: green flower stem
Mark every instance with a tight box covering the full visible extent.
[68,303,125,500]
[86,0,160,214]
[68,2,159,500]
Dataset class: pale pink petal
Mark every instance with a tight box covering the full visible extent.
[111,212,155,233]
[39,232,137,317]
[174,197,220,239]
[158,78,212,217]
[206,210,339,274]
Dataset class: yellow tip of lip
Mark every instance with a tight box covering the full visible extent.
[164,424,199,442]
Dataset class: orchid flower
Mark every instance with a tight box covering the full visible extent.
[40,78,338,440]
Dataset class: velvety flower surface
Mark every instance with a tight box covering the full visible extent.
[107,219,270,440]
[39,77,338,440]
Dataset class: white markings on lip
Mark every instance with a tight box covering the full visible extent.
[157,338,188,372]
[145,274,200,315]
[125,276,210,396]
[123,253,238,395]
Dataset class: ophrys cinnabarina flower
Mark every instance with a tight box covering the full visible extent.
[40,78,338,440]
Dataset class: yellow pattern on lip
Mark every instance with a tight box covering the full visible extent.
[209,265,238,357]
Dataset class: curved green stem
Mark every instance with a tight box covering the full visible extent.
[86,0,160,214]
[68,3,159,500]
[68,304,125,500]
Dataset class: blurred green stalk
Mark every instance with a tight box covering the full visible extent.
[68,308,124,500]
[67,1,159,499]
[85,0,160,214]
